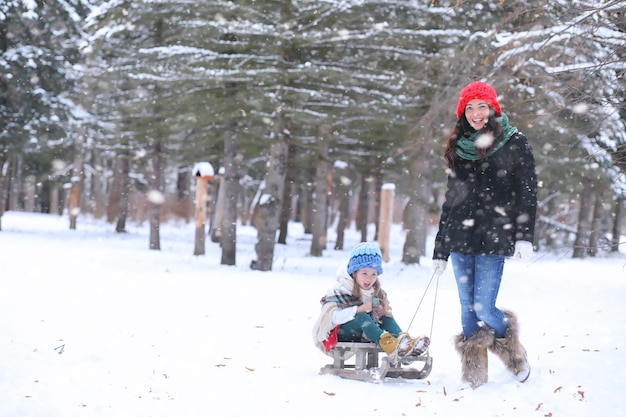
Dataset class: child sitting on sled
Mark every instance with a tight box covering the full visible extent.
[313,242,429,360]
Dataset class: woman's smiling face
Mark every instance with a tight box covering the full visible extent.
[464,99,491,130]
[354,268,378,290]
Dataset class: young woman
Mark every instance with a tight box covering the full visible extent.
[313,242,429,360]
[432,81,537,388]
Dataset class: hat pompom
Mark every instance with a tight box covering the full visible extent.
[347,242,383,275]
[456,81,502,119]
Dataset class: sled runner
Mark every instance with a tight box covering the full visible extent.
[319,342,433,382]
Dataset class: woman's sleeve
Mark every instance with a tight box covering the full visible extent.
[331,306,357,325]
[433,174,456,260]
[513,134,538,242]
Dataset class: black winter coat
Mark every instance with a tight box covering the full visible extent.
[433,132,537,260]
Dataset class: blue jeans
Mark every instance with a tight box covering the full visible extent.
[450,252,507,338]
[337,313,403,343]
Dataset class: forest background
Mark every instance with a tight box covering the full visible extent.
[1,0,625,270]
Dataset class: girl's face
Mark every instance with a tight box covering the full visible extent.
[464,99,491,130]
[354,268,378,291]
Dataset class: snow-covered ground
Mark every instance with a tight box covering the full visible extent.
[1,211,624,417]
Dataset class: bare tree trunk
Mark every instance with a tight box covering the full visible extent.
[335,168,352,250]
[402,154,430,264]
[108,148,130,232]
[210,174,225,243]
[251,107,288,271]
[277,180,293,244]
[310,136,328,257]
[219,32,241,262]
[115,152,130,233]
[149,139,162,250]
[303,166,315,234]
[587,189,603,257]
[207,176,219,229]
[573,177,593,258]
[239,178,255,226]
[356,173,369,242]
[221,134,239,265]
[107,158,122,223]
[298,183,309,234]
[373,165,383,241]
[540,196,558,249]
[90,152,107,219]
[175,166,192,222]
[278,144,296,244]
[68,133,84,230]
[611,195,624,252]
[8,154,20,212]
[49,184,60,215]
[0,156,9,231]
[148,17,165,250]
[24,175,35,212]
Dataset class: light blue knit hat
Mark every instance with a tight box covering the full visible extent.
[347,242,383,275]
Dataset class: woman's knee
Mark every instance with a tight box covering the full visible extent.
[476,308,507,336]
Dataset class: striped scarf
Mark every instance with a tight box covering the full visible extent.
[321,293,361,308]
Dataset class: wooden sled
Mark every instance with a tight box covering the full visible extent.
[319,342,433,382]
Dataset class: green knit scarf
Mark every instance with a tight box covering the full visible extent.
[455,112,519,161]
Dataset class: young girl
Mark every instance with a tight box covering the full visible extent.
[432,81,537,388]
[313,242,429,361]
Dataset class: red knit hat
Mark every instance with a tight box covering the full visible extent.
[456,81,502,119]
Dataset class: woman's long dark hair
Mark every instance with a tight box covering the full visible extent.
[444,110,504,168]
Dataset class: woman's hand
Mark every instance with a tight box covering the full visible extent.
[514,241,534,260]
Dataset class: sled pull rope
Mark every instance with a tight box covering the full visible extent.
[406,270,440,342]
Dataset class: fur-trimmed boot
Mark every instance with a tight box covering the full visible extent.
[489,310,531,382]
[454,328,494,389]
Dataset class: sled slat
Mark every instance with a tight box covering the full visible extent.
[320,342,433,382]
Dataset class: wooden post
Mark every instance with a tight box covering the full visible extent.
[378,183,395,262]
[192,162,214,256]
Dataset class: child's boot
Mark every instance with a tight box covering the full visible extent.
[394,332,430,357]
[406,335,430,356]
[378,331,400,355]
[395,332,416,356]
